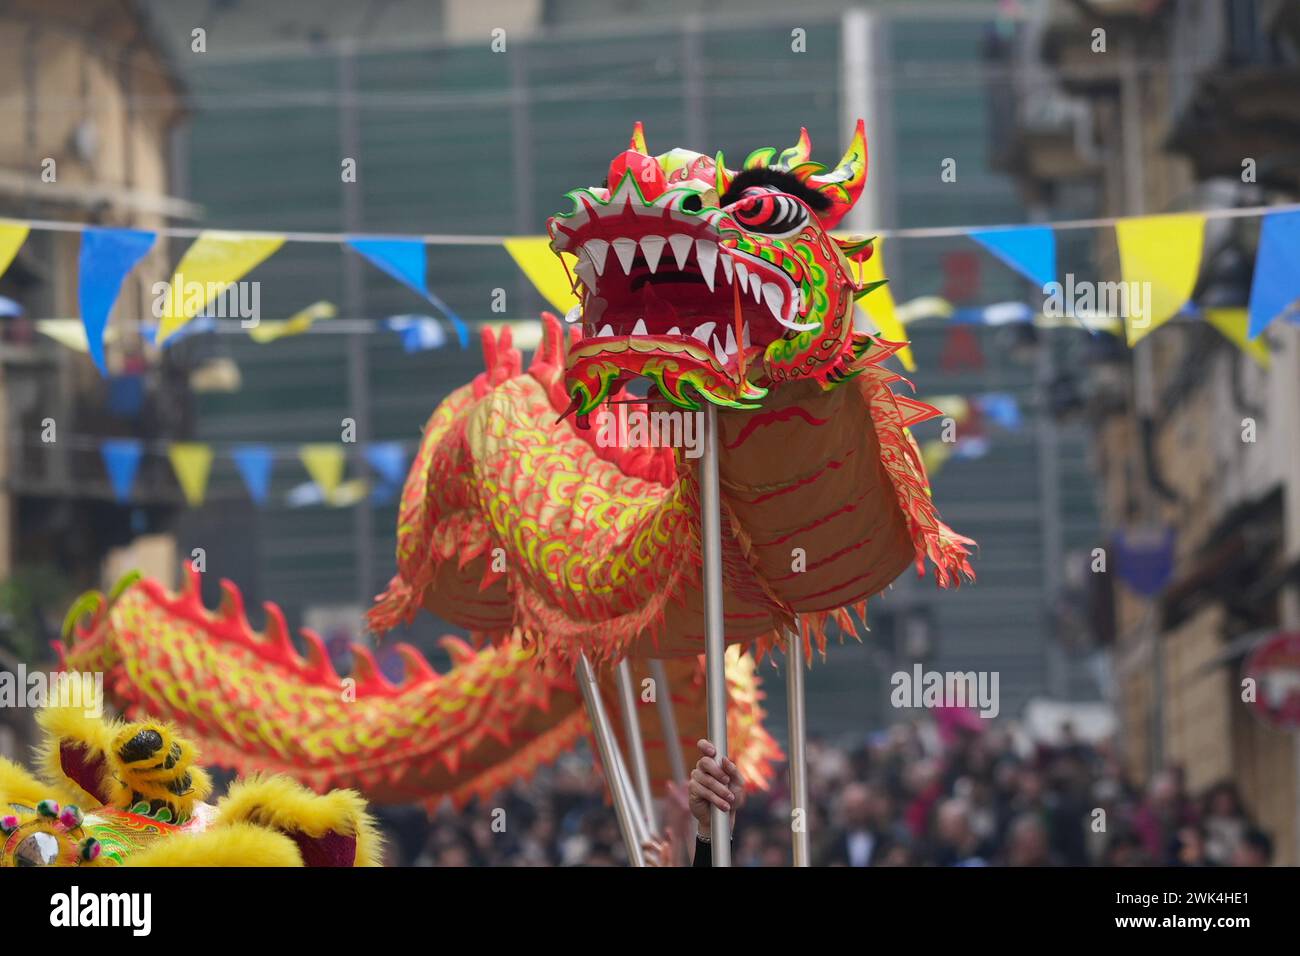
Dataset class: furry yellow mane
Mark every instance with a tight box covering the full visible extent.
[0,700,381,867]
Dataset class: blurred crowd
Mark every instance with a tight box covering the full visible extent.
[372,713,1275,867]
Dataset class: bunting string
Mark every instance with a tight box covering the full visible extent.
[8,200,1299,243]
[1,198,1299,378]
[15,434,413,509]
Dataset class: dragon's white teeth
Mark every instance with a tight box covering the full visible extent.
[742,323,752,348]
[574,259,596,291]
[724,323,737,355]
[668,326,682,336]
[713,334,728,364]
[777,314,821,332]
[632,318,648,336]
[564,305,582,324]
[691,321,716,344]
[612,238,638,274]
[734,261,749,289]
[749,273,763,303]
[584,239,610,276]
[597,324,615,338]
[639,236,666,273]
[720,253,734,285]
[761,283,785,323]
[668,234,693,270]
[695,240,718,292]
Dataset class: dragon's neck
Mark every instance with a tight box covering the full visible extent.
[708,377,915,616]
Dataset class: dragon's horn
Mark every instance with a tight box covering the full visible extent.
[805,119,868,229]
[714,151,731,196]
[629,121,648,154]
[776,127,813,169]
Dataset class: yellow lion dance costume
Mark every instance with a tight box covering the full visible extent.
[0,702,380,867]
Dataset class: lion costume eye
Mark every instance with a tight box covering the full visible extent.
[726,187,810,237]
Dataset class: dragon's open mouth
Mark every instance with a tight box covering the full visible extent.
[568,234,802,372]
[551,196,805,396]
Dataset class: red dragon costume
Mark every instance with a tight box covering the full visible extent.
[50,121,971,817]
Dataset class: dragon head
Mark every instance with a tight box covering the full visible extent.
[549,120,874,415]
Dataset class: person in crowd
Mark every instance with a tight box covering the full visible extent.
[816,782,880,866]
[1003,813,1055,866]
[1200,779,1250,865]
[1232,827,1274,867]
[930,797,991,866]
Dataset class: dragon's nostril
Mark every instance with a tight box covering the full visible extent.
[682,195,703,212]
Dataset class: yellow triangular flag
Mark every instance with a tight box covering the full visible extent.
[842,236,916,372]
[167,443,214,506]
[1115,214,1205,346]
[0,222,29,278]
[921,439,952,477]
[248,300,337,343]
[36,319,91,353]
[504,237,578,314]
[925,395,971,424]
[329,478,370,507]
[895,296,955,325]
[1205,307,1270,369]
[157,231,286,344]
[299,444,346,498]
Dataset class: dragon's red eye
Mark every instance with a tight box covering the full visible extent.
[727,188,809,236]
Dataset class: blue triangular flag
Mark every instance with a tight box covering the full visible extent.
[346,238,468,349]
[969,226,1056,289]
[1248,210,1300,338]
[385,314,447,352]
[347,238,427,295]
[975,392,1023,431]
[365,441,408,486]
[78,228,157,373]
[231,444,274,505]
[100,439,144,503]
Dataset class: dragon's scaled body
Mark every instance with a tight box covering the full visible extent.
[46,122,970,817]
[58,571,780,806]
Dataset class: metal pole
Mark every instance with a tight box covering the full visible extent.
[1120,48,1164,777]
[613,739,652,850]
[649,659,688,786]
[508,45,535,313]
[577,653,646,866]
[608,689,653,851]
[699,403,732,865]
[786,624,810,866]
[1278,324,1300,864]
[1035,332,1064,698]
[682,14,706,150]
[616,659,659,832]
[338,44,375,614]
